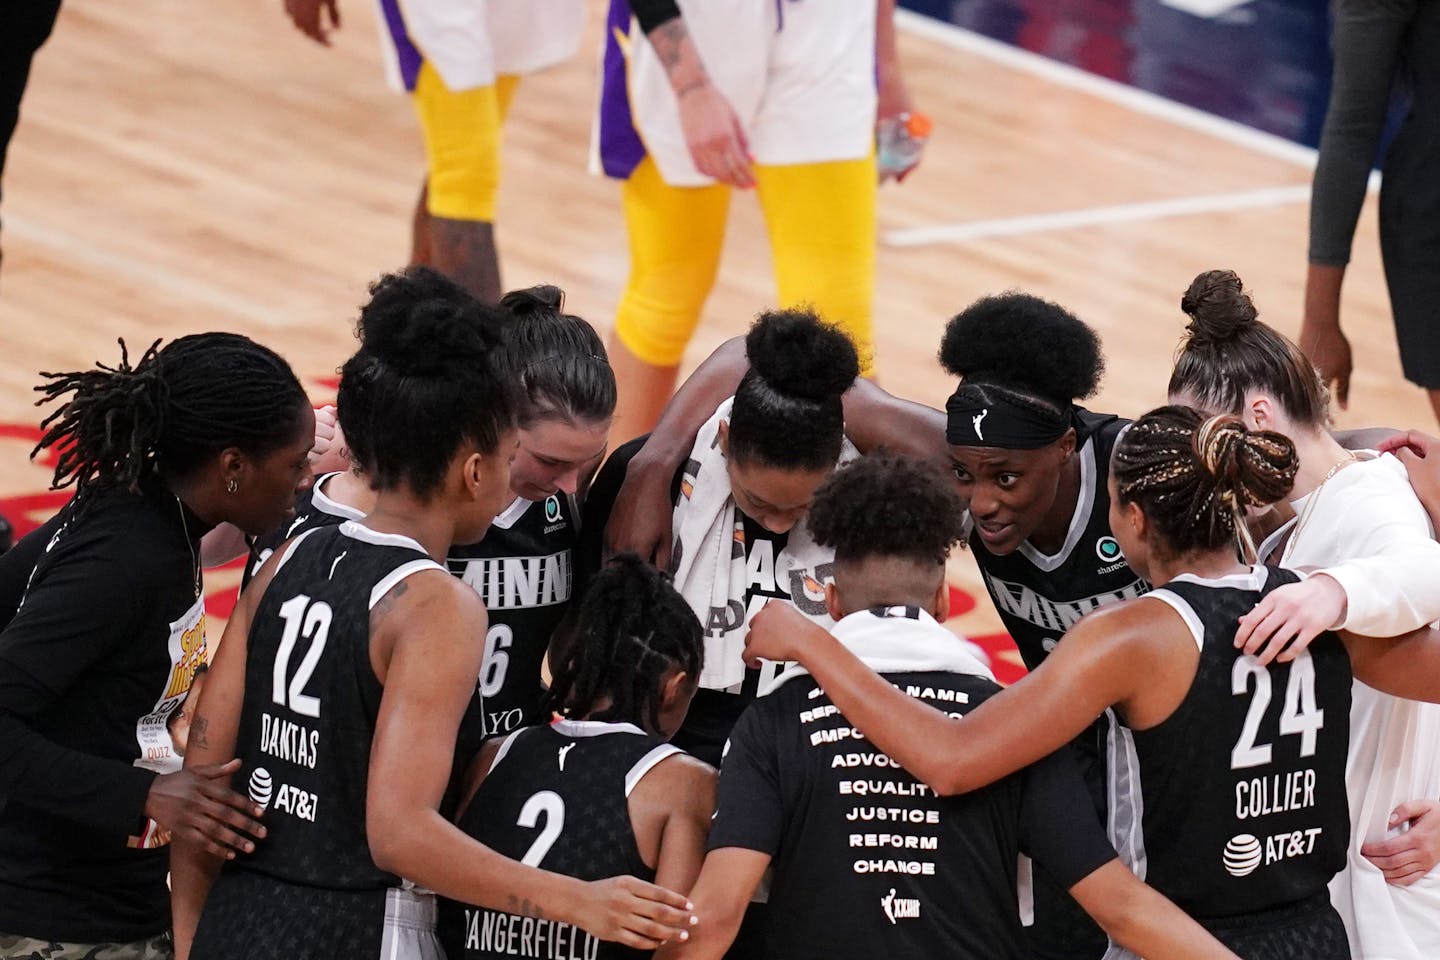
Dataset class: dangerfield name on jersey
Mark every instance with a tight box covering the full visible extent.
[458,909,598,960]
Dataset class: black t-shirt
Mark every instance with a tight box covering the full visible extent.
[708,610,1116,960]
[448,494,578,742]
[229,522,445,892]
[439,719,675,960]
[581,436,804,768]
[1131,567,1351,924]
[0,483,211,942]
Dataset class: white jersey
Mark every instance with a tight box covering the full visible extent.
[375,0,586,93]
[597,0,877,186]
[1264,452,1440,959]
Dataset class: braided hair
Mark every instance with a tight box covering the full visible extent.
[1113,405,1298,561]
[34,333,307,496]
[546,555,704,734]
[496,285,615,428]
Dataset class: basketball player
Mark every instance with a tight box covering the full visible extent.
[439,556,713,960]
[282,0,586,302]
[581,308,861,769]
[664,453,1238,960]
[746,407,1440,958]
[170,271,695,960]
[605,293,1135,959]
[598,0,919,440]
[1167,269,1440,959]
[0,334,313,959]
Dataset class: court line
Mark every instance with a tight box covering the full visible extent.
[895,8,1319,168]
[884,184,1311,248]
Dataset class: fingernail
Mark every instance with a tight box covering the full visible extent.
[245,842,255,853]
[679,932,689,942]
[258,827,267,838]
[689,915,699,925]
[686,902,694,911]
[227,851,236,860]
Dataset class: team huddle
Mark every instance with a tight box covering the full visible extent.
[2,264,1440,960]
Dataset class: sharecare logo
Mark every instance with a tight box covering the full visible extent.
[248,767,274,811]
[1223,834,1262,877]
[880,888,921,924]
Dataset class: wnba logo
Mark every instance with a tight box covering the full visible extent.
[1223,834,1263,877]
[248,767,274,812]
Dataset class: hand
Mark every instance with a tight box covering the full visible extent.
[308,405,352,474]
[677,83,754,189]
[568,875,696,951]
[1234,574,1347,665]
[285,0,341,45]
[876,69,920,183]
[604,453,677,570]
[145,759,267,860]
[744,600,822,667]
[1377,430,1440,512]
[1361,799,1440,886]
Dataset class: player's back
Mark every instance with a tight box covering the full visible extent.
[1133,566,1352,925]
[439,719,681,960]
[709,608,1117,960]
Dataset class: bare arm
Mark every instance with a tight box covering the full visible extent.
[1070,861,1239,960]
[645,17,754,188]
[1342,625,1440,704]
[742,600,1174,795]
[172,549,285,960]
[841,379,948,461]
[653,848,770,960]
[367,575,696,949]
[646,757,717,896]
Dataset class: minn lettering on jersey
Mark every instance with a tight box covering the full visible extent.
[457,553,572,610]
[984,572,1149,633]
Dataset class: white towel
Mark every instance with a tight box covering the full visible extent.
[764,606,994,695]
[671,397,856,691]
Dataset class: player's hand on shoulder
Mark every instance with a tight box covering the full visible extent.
[147,758,267,860]
[284,0,341,46]
[1361,798,1440,886]
[1233,574,1346,666]
[571,875,697,950]
[1378,430,1440,512]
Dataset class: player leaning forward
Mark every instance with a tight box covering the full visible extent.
[663,453,1243,960]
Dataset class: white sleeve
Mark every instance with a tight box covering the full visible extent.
[1318,466,1440,636]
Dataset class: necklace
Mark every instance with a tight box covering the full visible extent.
[1282,451,1357,565]
[175,496,202,600]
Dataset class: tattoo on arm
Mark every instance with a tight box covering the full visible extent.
[192,714,211,751]
[370,579,410,623]
[506,896,547,920]
[650,19,686,69]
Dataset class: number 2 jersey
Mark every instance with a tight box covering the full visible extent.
[1126,565,1351,922]
[438,719,681,960]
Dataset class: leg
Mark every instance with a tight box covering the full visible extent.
[0,0,64,270]
[409,74,519,274]
[754,157,878,376]
[411,62,514,303]
[609,156,730,443]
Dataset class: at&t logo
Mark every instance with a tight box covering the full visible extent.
[248,767,274,811]
[1223,833,1262,877]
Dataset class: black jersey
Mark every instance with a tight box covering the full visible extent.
[231,521,444,891]
[708,608,1117,960]
[0,484,210,942]
[243,472,365,589]
[439,720,679,960]
[448,494,577,742]
[1128,566,1351,923]
[970,411,1147,671]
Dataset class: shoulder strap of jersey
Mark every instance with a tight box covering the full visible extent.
[1143,588,1205,651]
[624,743,683,797]
[368,558,446,610]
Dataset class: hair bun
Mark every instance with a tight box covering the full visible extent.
[358,268,502,379]
[938,292,1103,404]
[745,308,859,402]
[1181,270,1258,345]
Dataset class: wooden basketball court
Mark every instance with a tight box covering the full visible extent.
[0,0,1420,675]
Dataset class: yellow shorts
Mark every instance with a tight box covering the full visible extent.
[410,63,520,222]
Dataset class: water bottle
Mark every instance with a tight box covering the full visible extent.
[876,111,932,183]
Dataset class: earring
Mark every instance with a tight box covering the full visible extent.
[226,478,238,494]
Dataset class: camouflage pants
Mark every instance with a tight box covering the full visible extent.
[0,933,173,960]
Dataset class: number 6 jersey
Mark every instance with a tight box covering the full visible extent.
[233,521,445,891]
[1128,565,1351,922]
